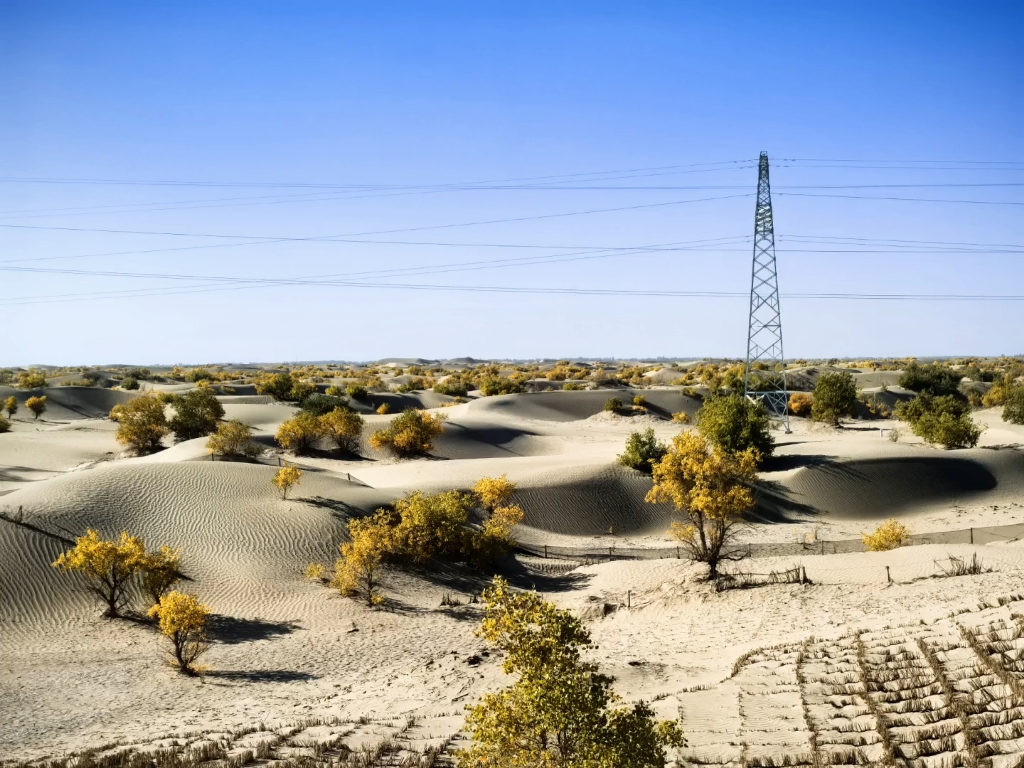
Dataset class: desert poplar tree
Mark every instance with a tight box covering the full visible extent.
[646,431,757,579]
[273,465,302,499]
[52,530,148,618]
[148,591,210,674]
[332,510,393,606]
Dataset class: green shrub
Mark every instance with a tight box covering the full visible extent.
[617,428,667,473]
[300,393,349,417]
[898,362,963,397]
[604,397,624,412]
[255,372,295,401]
[896,393,982,448]
[121,377,140,391]
[562,382,583,391]
[289,379,316,402]
[811,371,858,426]
[346,383,369,400]
[696,394,774,460]
[168,388,225,441]
[184,368,213,383]
[1002,384,1024,425]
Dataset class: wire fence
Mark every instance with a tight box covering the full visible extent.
[515,521,1024,562]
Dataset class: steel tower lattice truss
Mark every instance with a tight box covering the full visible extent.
[743,152,790,432]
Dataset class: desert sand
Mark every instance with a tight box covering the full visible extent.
[2,379,1024,765]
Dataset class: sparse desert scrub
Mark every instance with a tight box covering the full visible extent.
[862,518,910,551]
[633,394,647,408]
[369,408,446,457]
[696,393,774,460]
[457,577,684,767]
[646,431,757,579]
[472,475,516,512]
[319,407,364,454]
[434,377,469,397]
[206,419,262,458]
[52,529,148,618]
[899,361,964,397]
[787,392,813,417]
[617,428,667,474]
[375,402,391,414]
[276,411,324,453]
[168,387,225,441]
[113,394,169,453]
[671,410,690,424]
[120,376,139,390]
[479,376,523,396]
[4,395,19,417]
[346,383,369,400]
[148,591,210,674]
[273,465,302,499]
[812,371,858,426]
[26,395,47,419]
[0,414,9,432]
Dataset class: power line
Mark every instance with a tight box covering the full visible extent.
[777,192,1024,206]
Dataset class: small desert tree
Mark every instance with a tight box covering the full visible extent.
[52,530,147,618]
[617,428,668,474]
[811,371,858,427]
[788,392,813,417]
[148,591,210,674]
[863,519,910,551]
[26,395,47,420]
[896,393,982,449]
[332,510,393,606]
[346,383,369,400]
[113,394,169,454]
[475,503,525,564]
[319,407,364,454]
[300,392,349,417]
[254,371,295,401]
[369,408,446,457]
[3,396,17,418]
[275,411,324,453]
[646,431,758,579]
[458,577,684,767]
[206,420,262,458]
[472,475,517,513]
[273,465,302,499]
[141,546,183,605]
[389,490,476,565]
[168,387,225,441]
[696,394,774,461]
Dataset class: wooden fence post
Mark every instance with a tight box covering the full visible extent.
[544,544,548,559]
[886,566,891,585]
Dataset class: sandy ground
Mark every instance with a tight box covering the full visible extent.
[1,386,1024,763]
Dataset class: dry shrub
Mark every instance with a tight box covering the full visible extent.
[788,392,813,417]
[670,411,690,424]
[862,518,910,551]
[375,402,391,414]
[25,395,47,419]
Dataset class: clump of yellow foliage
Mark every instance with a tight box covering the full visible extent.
[112,394,169,454]
[369,408,446,457]
[273,465,302,499]
[646,431,758,580]
[206,419,262,458]
[863,518,910,551]
[148,591,210,674]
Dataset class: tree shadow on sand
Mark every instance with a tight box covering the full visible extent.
[205,669,318,683]
[207,614,302,645]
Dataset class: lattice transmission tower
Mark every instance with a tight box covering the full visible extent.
[743,152,790,432]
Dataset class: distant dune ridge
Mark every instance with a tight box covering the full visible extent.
[2,382,1024,762]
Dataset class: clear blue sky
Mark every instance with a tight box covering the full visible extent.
[1,1,1021,365]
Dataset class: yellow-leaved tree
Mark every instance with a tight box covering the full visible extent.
[646,431,757,579]
[273,465,302,499]
[26,395,47,420]
[472,475,516,512]
[332,510,394,606]
[148,591,210,674]
[369,408,446,457]
[3,396,17,418]
[206,419,262,459]
[275,411,324,454]
[53,529,147,617]
[458,577,684,767]
[113,394,169,454]
[319,407,364,454]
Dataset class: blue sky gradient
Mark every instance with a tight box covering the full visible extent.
[1,2,1021,364]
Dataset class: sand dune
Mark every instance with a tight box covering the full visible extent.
[468,388,700,422]
[0,386,135,421]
